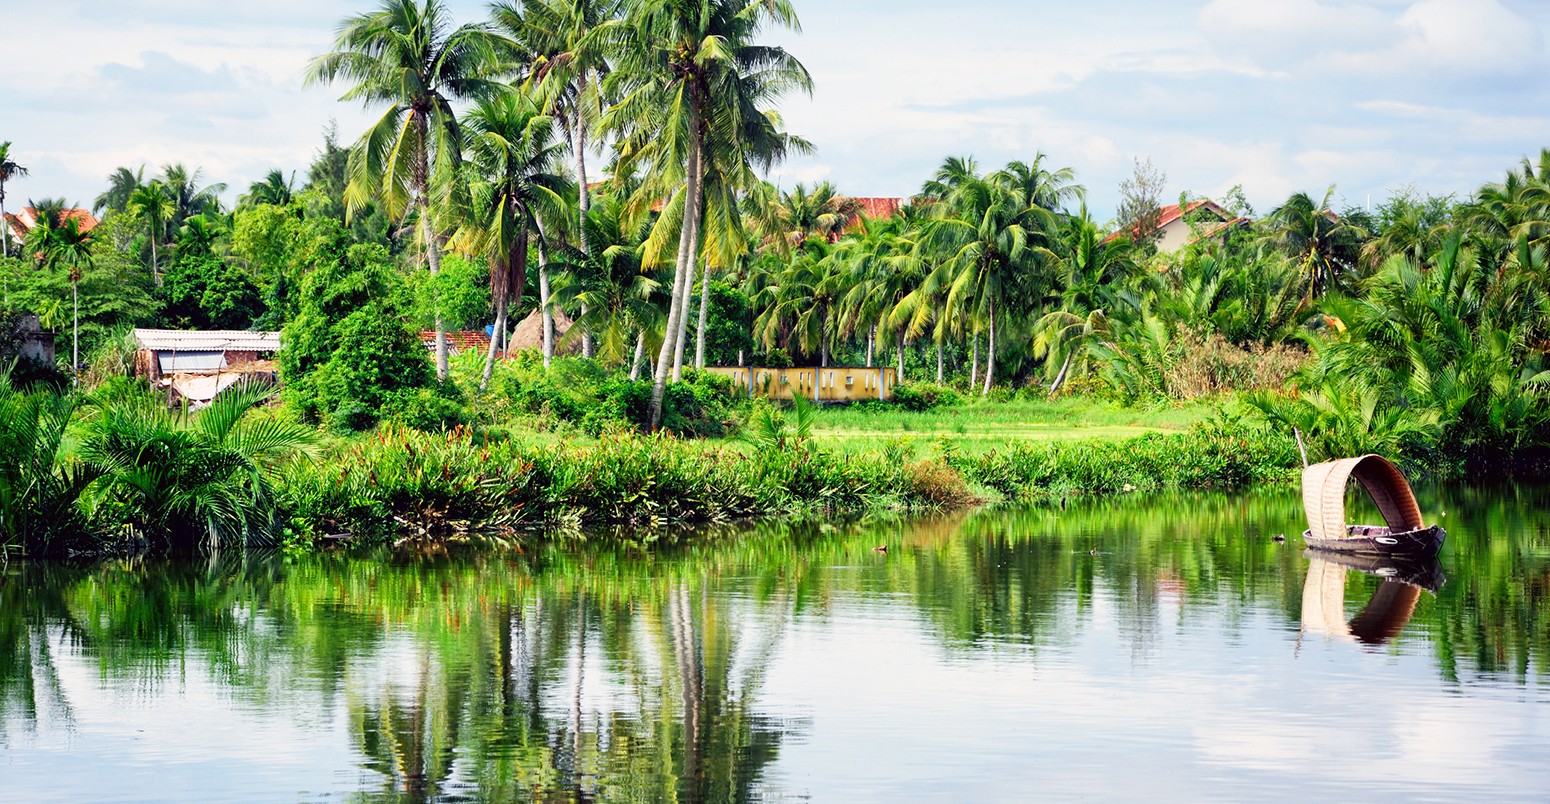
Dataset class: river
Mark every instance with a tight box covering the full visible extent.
[2,484,1548,801]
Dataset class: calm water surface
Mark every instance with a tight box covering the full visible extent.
[2,485,1549,802]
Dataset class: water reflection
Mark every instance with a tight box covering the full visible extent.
[1301,553,1442,647]
[0,484,1548,801]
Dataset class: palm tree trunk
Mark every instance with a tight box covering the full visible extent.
[574,108,595,360]
[480,295,508,392]
[648,100,703,430]
[1,192,8,259]
[936,339,945,385]
[71,279,79,384]
[629,329,646,381]
[694,266,711,369]
[982,300,996,396]
[970,331,979,388]
[1050,351,1074,396]
[149,237,159,287]
[896,331,905,382]
[539,259,554,369]
[672,255,696,380]
[866,325,875,367]
[415,122,449,382]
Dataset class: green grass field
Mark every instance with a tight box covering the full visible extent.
[809,397,1218,455]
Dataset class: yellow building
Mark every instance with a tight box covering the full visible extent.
[704,366,898,402]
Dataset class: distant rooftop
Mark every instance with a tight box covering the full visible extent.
[134,329,281,352]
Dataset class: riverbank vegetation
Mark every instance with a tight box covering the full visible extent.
[3,0,1549,555]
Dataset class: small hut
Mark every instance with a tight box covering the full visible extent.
[507,308,579,355]
[132,329,280,407]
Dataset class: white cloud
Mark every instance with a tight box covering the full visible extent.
[1199,0,1544,78]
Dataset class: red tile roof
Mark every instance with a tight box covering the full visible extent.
[842,197,904,234]
[4,208,101,243]
[1104,199,1233,245]
[419,330,492,354]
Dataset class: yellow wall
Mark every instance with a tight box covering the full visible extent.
[704,366,898,402]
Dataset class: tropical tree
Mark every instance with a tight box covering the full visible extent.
[159,163,227,227]
[918,156,1066,394]
[491,0,622,359]
[128,181,175,285]
[1034,209,1135,394]
[552,190,663,367]
[754,238,845,366]
[80,380,318,551]
[93,165,144,217]
[603,0,811,428]
[25,199,95,378]
[746,181,861,257]
[239,170,296,209]
[1263,187,1366,303]
[0,142,27,259]
[307,0,503,380]
[452,90,570,390]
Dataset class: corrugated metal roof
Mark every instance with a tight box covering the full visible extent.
[134,329,282,352]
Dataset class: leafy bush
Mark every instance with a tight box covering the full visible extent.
[381,381,469,431]
[892,383,963,411]
[276,427,977,547]
[494,355,742,436]
[953,424,1299,502]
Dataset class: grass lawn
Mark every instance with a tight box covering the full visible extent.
[809,396,1219,455]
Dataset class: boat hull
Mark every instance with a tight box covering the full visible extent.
[1302,524,1445,558]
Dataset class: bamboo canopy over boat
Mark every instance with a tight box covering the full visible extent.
[1302,455,1425,543]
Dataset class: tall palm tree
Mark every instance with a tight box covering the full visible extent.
[604,0,810,428]
[1034,209,1134,394]
[159,163,227,227]
[452,91,570,391]
[754,238,845,366]
[746,181,861,257]
[1264,187,1367,303]
[238,170,296,209]
[25,199,94,380]
[128,181,175,286]
[919,157,1065,395]
[553,191,663,365]
[491,0,622,360]
[93,165,144,216]
[0,142,28,259]
[307,0,503,381]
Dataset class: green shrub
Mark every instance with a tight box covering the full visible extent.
[892,383,963,412]
[381,382,469,431]
[953,424,1299,502]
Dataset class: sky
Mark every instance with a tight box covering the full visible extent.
[3,0,1549,221]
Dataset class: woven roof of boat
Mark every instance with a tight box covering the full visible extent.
[1302,455,1424,542]
[134,329,281,352]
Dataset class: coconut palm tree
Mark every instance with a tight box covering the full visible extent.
[754,238,845,366]
[1035,209,1135,394]
[159,164,227,227]
[238,170,296,209]
[452,90,570,391]
[747,181,861,257]
[0,142,27,259]
[1264,187,1367,303]
[25,199,94,380]
[552,191,663,365]
[307,0,503,381]
[603,0,811,428]
[491,0,622,359]
[128,181,175,285]
[93,165,144,217]
[918,157,1065,395]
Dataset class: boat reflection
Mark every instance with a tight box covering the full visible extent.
[1300,552,1444,647]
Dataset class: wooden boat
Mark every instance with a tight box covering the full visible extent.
[1301,454,1445,558]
